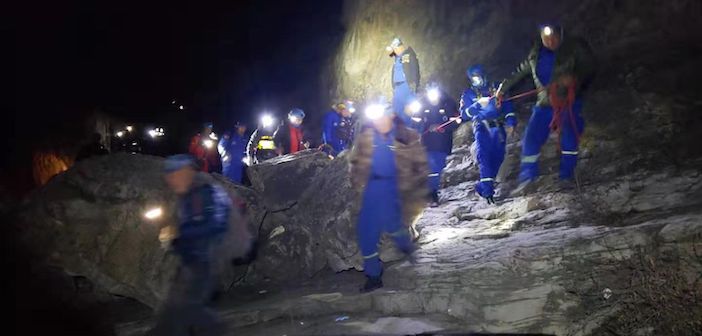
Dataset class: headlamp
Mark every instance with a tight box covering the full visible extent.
[471,75,483,87]
[364,104,385,120]
[261,114,275,129]
[209,132,218,140]
[148,129,157,138]
[543,26,553,36]
[144,207,163,220]
[427,88,440,103]
[289,115,301,124]
[203,139,214,148]
[409,100,422,114]
[126,125,133,132]
[116,131,124,138]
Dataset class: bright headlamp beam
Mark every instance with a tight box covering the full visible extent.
[261,114,275,128]
[144,207,163,220]
[364,104,385,120]
[409,100,422,114]
[427,88,440,102]
[543,26,553,36]
[126,125,133,132]
[203,139,214,148]
[116,131,124,137]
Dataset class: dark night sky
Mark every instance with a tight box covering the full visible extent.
[9,0,345,193]
[13,0,344,141]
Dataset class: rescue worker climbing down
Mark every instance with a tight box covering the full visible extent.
[460,65,517,204]
[387,37,421,129]
[498,24,596,194]
[349,103,428,293]
[247,114,280,164]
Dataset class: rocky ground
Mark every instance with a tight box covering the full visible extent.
[113,133,702,335]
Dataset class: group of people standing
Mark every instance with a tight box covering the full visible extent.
[155,22,596,334]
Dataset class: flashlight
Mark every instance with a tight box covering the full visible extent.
[179,105,184,110]
[543,26,553,36]
[126,125,133,132]
[261,114,275,128]
[409,100,422,114]
[427,88,440,103]
[144,207,163,220]
[203,139,214,148]
[364,104,385,120]
[116,131,124,138]
[148,129,157,138]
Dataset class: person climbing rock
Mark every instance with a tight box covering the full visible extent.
[415,86,460,207]
[322,102,353,155]
[189,122,221,173]
[218,121,248,184]
[247,114,280,164]
[387,37,421,128]
[460,65,517,204]
[498,23,596,194]
[275,108,310,155]
[151,154,231,336]
[349,103,428,293]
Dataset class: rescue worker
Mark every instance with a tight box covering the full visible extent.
[498,24,596,193]
[218,121,248,184]
[322,103,353,154]
[415,87,459,207]
[275,108,309,155]
[151,154,230,336]
[188,122,221,173]
[460,65,517,204]
[246,115,280,164]
[350,104,428,293]
[387,37,420,127]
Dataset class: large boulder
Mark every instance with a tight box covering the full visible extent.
[17,153,263,308]
[246,150,333,210]
[250,151,412,282]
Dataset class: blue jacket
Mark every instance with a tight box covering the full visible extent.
[322,110,344,152]
[460,83,516,127]
[219,133,247,170]
[174,176,231,263]
[417,93,459,153]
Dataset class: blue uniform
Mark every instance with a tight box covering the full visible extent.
[520,46,585,182]
[153,179,230,336]
[357,128,413,278]
[418,94,459,195]
[322,110,345,153]
[218,134,247,184]
[460,84,516,199]
[392,54,416,127]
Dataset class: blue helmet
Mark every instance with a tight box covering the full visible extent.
[467,65,486,88]
[288,108,305,119]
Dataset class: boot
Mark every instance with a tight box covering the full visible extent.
[429,191,440,208]
[360,276,383,293]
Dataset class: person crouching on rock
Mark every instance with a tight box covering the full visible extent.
[349,103,428,293]
[150,154,231,336]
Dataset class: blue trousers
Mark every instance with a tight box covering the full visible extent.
[426,151,448,194]
[393,82,416,127]
[223,159,244,184]
[151,261,222,336]
[519,100,585,182]
[357,178,413,277]
[474,121,506,198]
